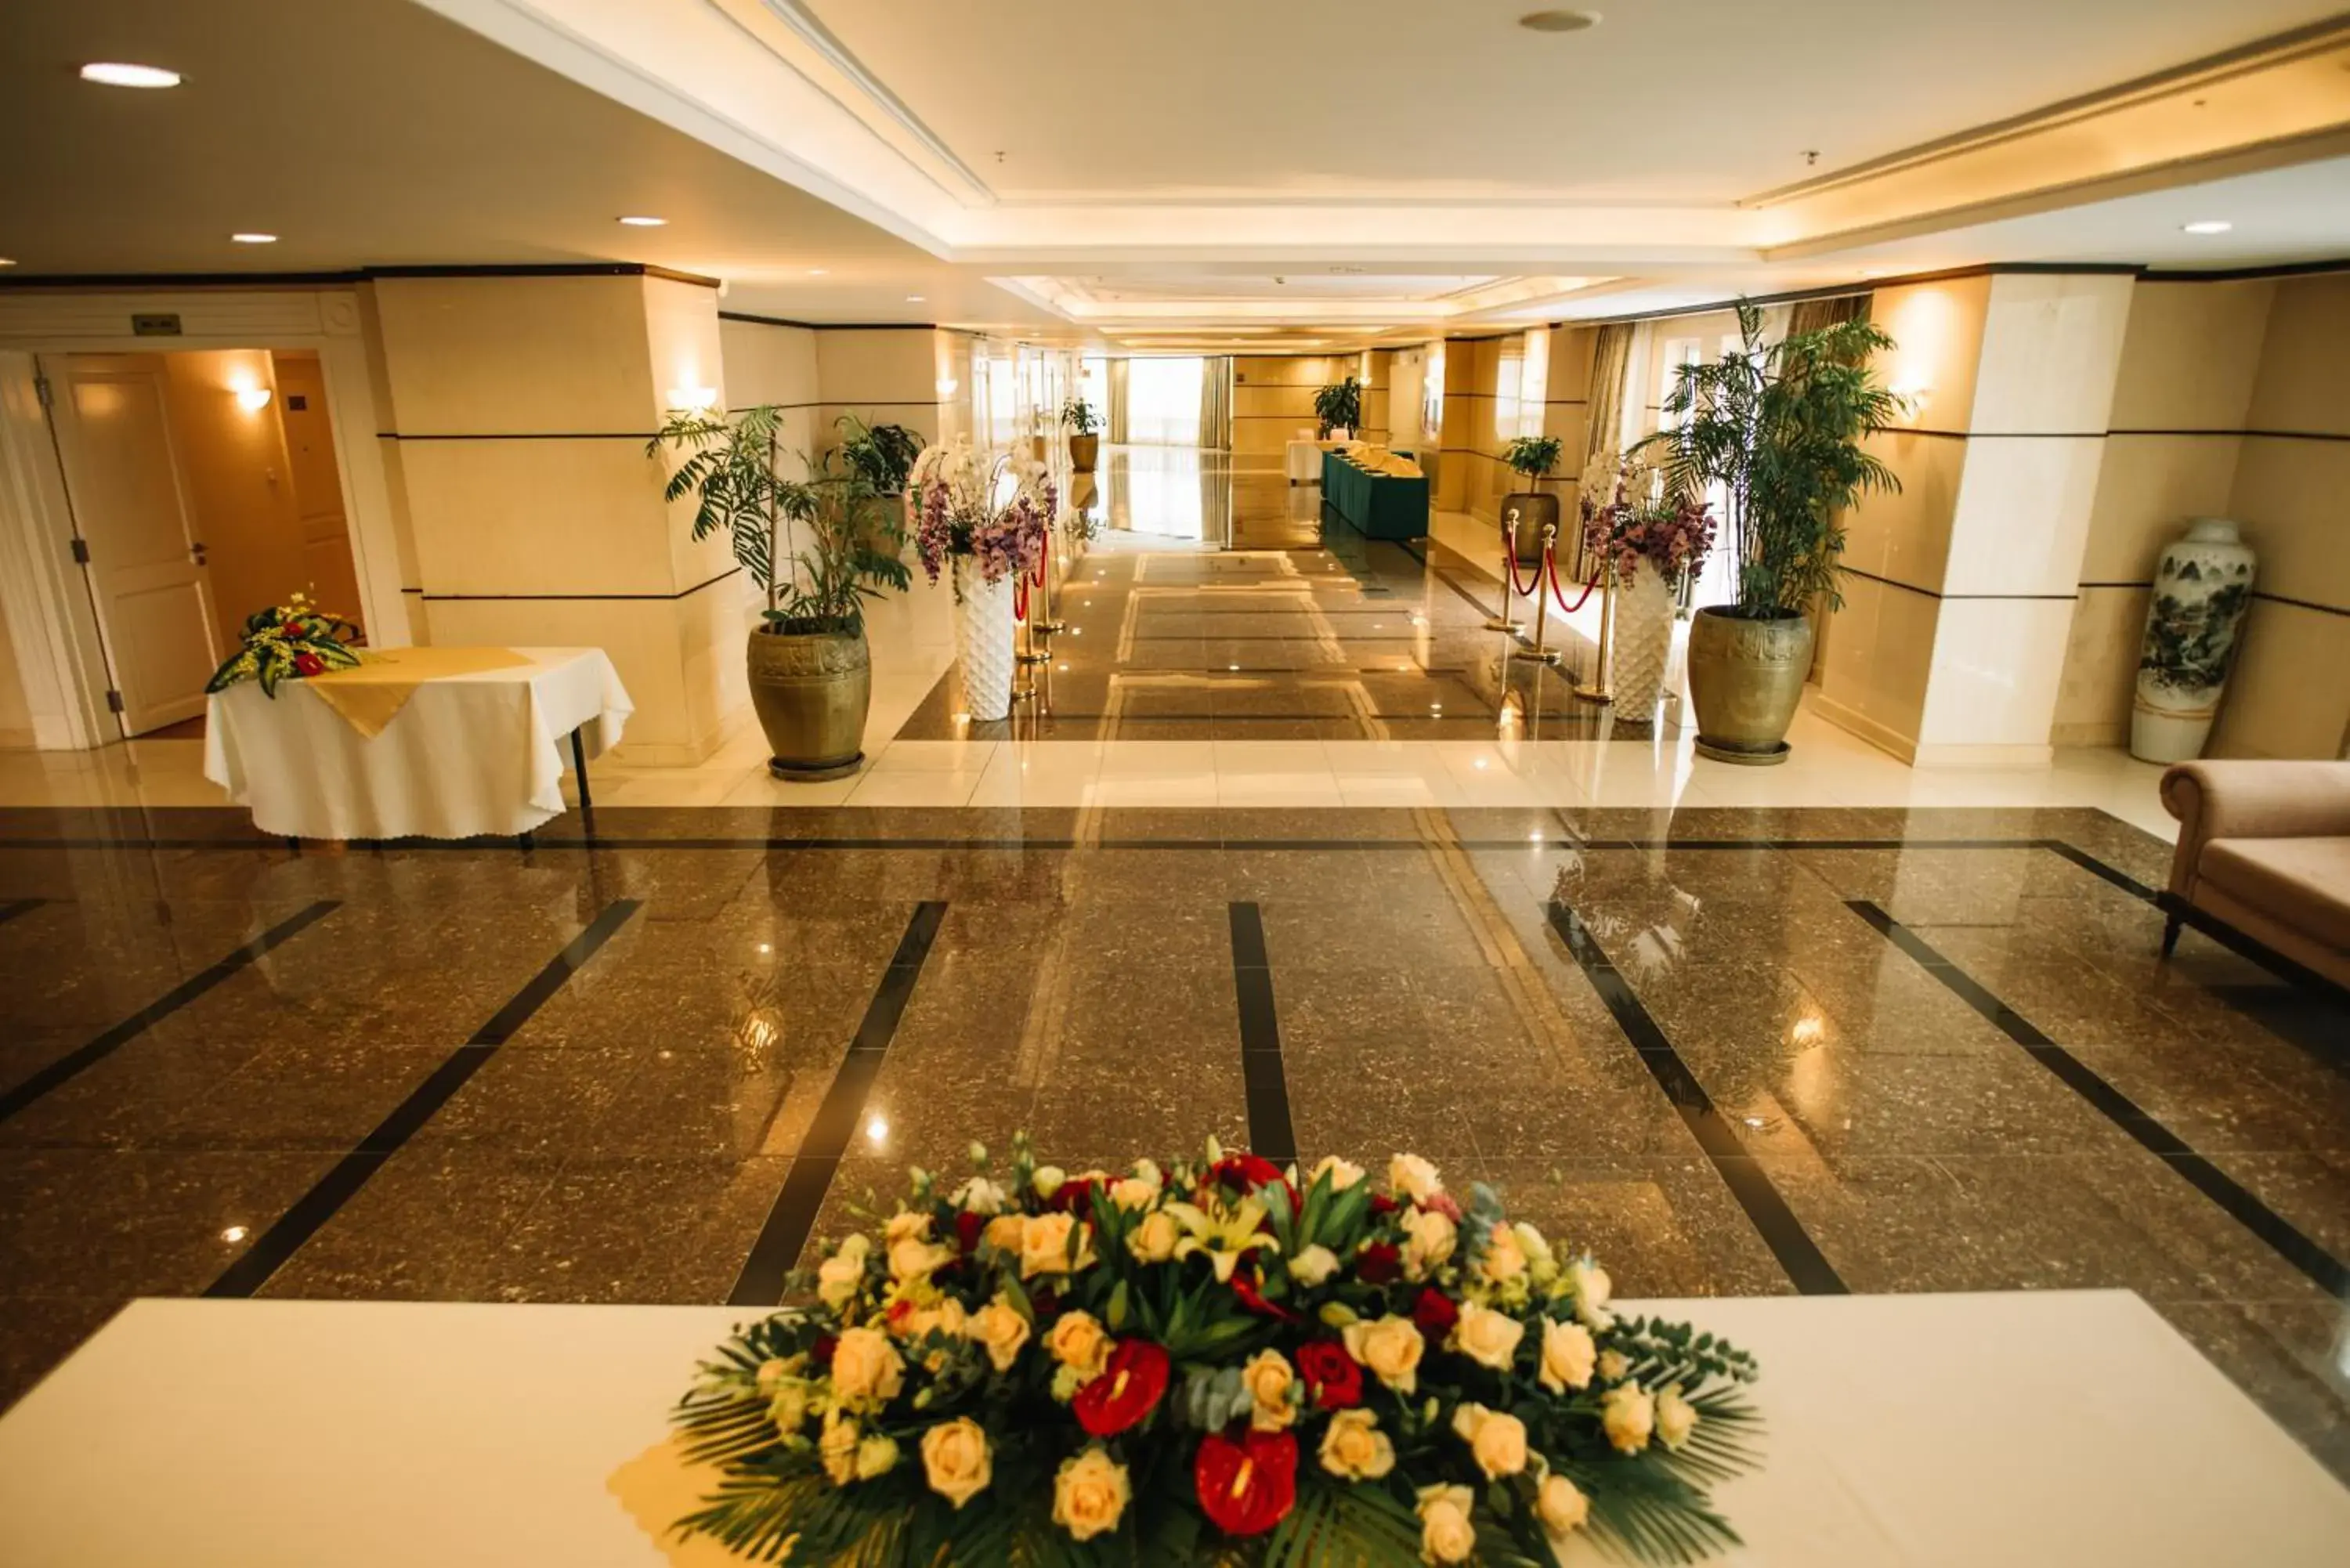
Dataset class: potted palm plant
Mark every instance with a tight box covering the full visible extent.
[1501,433,1564,564]
[835,415,923,497]
[1636,300,1902,763]
[653,406,911,780]
[1061,396,1101,472]
[1314,376,1362,439]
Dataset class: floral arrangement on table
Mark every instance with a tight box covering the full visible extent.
[202,592,362,697]
[1576,455,1716,588]
[669,1138,1759,1566]
[909,436,1057,602]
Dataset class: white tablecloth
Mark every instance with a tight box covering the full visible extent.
[1284,438,1334,482]
[0,1292,2342,1566]
[202,647,631,840]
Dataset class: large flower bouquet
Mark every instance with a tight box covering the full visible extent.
[1576,457,1715,587]
[671,1140,1759,1566]
[203,592,361,697]
[909,437,1055,601]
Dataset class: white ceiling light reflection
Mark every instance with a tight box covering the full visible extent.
[866,1114,890,1147]
[221,1225,249,1244]
[81,62,182,88]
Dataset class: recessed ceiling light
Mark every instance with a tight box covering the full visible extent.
[80,61,182,89]
[2181,220,2232,235]
[1517,9,1600,31]
[617,215,666,227]
[807,268,828,276]
[906,294,926,302]
[230,233,277,244]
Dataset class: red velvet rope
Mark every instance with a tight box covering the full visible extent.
[1012,570,1029,623]
[1545,541,1600,614]
[1502,526,1544,598]
[1030,533,1050,588]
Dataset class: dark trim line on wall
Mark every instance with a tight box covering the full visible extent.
[0,261,724,291]
[2140,257,2350,284]
[378,431,658,441]
[720,309,821,330]
[721,312,940,331]
[2080,580,2154,590]
[417,567,741,604]
[1842,567,1942,601]
[2254,589,2350,619]
[1842,566,2078,603]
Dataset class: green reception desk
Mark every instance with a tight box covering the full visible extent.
[1321,450,1429,540]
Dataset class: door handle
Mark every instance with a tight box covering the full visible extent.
[190,541,208,565]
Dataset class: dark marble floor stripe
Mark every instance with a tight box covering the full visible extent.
[0,897,43,928]
[728,900,949,1306]
[202,898,643,1299]
[1544,897,1850,1295]
[2037,840,2162,901]
[1846,899,2350,1301]
[0,833,2110,855]
[0,899,341,1125]
[1227,902,1297,1164]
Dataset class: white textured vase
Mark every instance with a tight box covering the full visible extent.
[1611,559,1676,722]
[2131,518,2257,764]
[953,559,1017,722]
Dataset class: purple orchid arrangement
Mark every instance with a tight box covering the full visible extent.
[909,437,1056,600]
[1577,454,1716,586]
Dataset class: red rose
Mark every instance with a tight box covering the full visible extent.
[1195,1429,1297,1537]
[954,1209,985,1254]
[1294,1341,1361,1410]
[1210,1153,1286,1193]
[294,652,324,677]
[1412,1286,1459,1338]
[282,620,306,638]
[1073,1339,1169,1437]
[1049,1174,1103,1218]
[1357,1241,1401,1285]
[812,1333,837,1366]
[1369,1193,1400,1216]
[1423,1190,1464,1223]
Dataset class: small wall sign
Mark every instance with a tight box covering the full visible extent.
[131,313,183,337]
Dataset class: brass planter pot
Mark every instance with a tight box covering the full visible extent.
[747,623,870,782]
[1069,433,1099,472]
[1686,607,1813,765]
[1501,490,1556,563]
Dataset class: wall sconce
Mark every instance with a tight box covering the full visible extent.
[235,386,273,411]
[666,386,719,412]
[935,377,960,398]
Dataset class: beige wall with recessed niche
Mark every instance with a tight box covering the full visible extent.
[1231,354,1389,458]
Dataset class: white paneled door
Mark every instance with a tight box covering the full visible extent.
[42,353,219,735]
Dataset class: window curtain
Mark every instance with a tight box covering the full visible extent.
[1197,356,1233,450]
[1785,292,1869,338]
[1569,321,1636,576]
[1107,359,1131,446]
[1125,358,1204,446]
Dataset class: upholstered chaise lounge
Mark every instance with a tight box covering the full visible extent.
[2159,760,2350,988]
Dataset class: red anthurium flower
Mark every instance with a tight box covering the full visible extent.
[1412,1286,1459,1338]
[293,652,324,677]
[1294,1341,1361,1410]
[282,620,306,639]
[1229,1264,1302,1323]
[1357,1241,1401,1284]
[1195,1429,1297,1537]
[1073,1339,1170,1437]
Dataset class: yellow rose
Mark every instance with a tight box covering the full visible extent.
[1512,1221,1556,1274]
[1242,1349,1296,1432]
[1602,1383,1655,1454]
[1656,1383,1699,1451]
[1020,1212,1097,1278]
[1450,1403,1529,1479]
[920,1417,992,1509]
[1032,1165,1068,1199]
[815,1234,870,1311]
[1051,1447,1131,1541]
[1539,1318,1596,1393]
[855,1433,899,1480]
[1479,1222,1527,1283]
[1571,1258,1614,1328]
[1415,1483,1477,1564]
[1448,1300,1524,1371]
[884,1209,931,1245]
[1311,1155,1366,1192]
[768,1379,813,1435]
[1401,1207,1457,1281]
[951,1176,1007,1214]
[1128,1209,1180,1264]
[1289,1243,1340,1287]
[1342,1315,1426,1394]
[829,1327,905,1409]
[966,1296,1032,1373]
[754,1354,803,1393]
[1109,1160,1162,1211]
[1598,1349,1629,1382]
[889,1234,953,1283]
[1388,1153,1443,1204]
[1536,1473,1589,1539]
[819,1407,859,1487]
[1046,1310,1112,1382]
[1318,1408,1394,1480]
[982,1213,1026,1255]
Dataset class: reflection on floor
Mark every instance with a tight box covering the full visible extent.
[0,802,2345,1479]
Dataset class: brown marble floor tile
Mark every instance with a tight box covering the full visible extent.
[0,1296,124,1416]
[256,1149,566,1301]
[490,1154,792,1303]
[2158,1299,2350,1480]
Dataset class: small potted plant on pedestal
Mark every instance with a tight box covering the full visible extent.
[1501,433,1564,564]
[1314,375,1362,439]
[1636,299,1902,764]
[653,406,910,780]
[1061,396,1101,472]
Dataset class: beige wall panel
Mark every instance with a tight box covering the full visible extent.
[0,589,34,746]
[1234,385,1320,421]
[1361,388,1391,432]
[1871,276,1990,436]
[398,439,678,597]
[1943,435,2108,598]
[2245,274,2350,435]
[814,328,941,417]
[1537,405,1589,469]
[718,318,819,410]
[2229,435,2350,613]
[371,276,656,434]
[2209,598,2350,758]
[2051,584,2147,746]
[1918,597,2077,752]
[1846,431,1963,594]
[2107,280,2273,431]
[1546,325,1600,403]
[1815,574,1936,754]
[1970,273,2133,435]
[2079,433,2243,581]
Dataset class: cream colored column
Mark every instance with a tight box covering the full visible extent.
[364,271,743,766]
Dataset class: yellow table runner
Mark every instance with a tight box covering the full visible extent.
[304,646,533,738]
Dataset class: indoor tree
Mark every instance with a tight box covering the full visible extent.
[1313,375,1363,438]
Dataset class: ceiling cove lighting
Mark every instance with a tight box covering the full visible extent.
[1517,9,1600,32]
[2181,220,2233,234]
[617,215,666,227]
[234,387,273,411]
[230,232,277,244]
[80,61,182,88]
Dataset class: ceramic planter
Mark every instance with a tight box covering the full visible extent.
[1610,559,1676,722]
[953,559,1017,721]
[2131,518,2256,764]
[1069,433,1099,472]
[747,623,870,780]
[1501,490,1556,565]
[1686,608,1812,764]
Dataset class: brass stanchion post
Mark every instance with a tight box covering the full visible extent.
[1484,508,1525,634]
[1517,519,1563,666]
[1574,564,1615,705]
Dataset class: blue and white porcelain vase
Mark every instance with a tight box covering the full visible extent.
[2130,518,2256,764]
